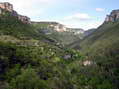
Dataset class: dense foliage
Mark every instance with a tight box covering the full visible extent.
[0,13,85,89]
[0,42,85,89]
[0,11,119,89]
[78,21,119,89]
[66,21,119,89]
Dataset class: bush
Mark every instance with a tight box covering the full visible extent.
[8,67,49,89]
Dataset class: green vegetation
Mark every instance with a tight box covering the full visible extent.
[48,31,80,45]
[80,22,119,54]
[0,13,59,46]
[0,42,85,89]
[32,23,80,45]
[0,12,84,89]
[76,21,119,89]
[0,11,119,89]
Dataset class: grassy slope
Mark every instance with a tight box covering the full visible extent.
[80,22,119,54]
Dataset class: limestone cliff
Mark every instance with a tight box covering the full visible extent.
[105,9,119,22]
[0,2,30,24]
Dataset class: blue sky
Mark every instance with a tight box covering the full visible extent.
[0,0,117,30]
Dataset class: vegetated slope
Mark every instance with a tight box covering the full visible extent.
[66,29,95,49]
[0,14,35,38]
[48,31,80,45]
[80,21,119,55]
[0,13,59,45]
[0,11,86,89]
[32,22,81,45]
[67,21,119,89]
[0,11,119,89]
[79,21,119,89]
[84,28,96,37]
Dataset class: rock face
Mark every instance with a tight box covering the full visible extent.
[0,2,30,24]
[32,21,67,32]
[32,21,84,34]
[0,2,13,12]
[105,9,119,22]
[49,22,67,32]
[18,15,31,24]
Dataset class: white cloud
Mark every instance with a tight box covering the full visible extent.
[85,21,103,29]
[60,13,103,30]
[96,8,105,12]
[62,21,103,30]
[60,13,99,30]
[64,13,91,21]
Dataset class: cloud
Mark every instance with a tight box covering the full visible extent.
[64,13,92,21]
[85,21,103,29]
[61,20,103,30]
[96,8,105,12]
[60,13,103,30]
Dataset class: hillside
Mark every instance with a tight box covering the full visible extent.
[67,18,119,89]
[32,22,83,45]
[80,21,119,55]
[0,7,86,89]
[1,13,118,89]
[84,28,96,37]
[65,9,119,89]
[0,13,62,46]
[0,2,119,89]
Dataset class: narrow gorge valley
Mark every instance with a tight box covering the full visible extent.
[0,1,119,89]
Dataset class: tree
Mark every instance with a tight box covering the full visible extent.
[8,67,49,89]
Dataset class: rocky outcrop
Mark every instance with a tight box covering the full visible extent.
[32,21,67,32]
[18,15,31,24]
[32,21,84,34]
[0,2,13,12]
[0,2,30,24]
[105,9,119,22]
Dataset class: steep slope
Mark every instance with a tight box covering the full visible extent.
[84,28,96,37]
[0,8,85,89]
[0,13,60,46]
[32,22,83,45]
[80,9,119,55]
[66,28,95,49]
[1,4,119,89]
[66,14,119,89]
[70,21,119,89]
[80,21,119,54]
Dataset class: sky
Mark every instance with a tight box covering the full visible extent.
[0,0,118,30]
